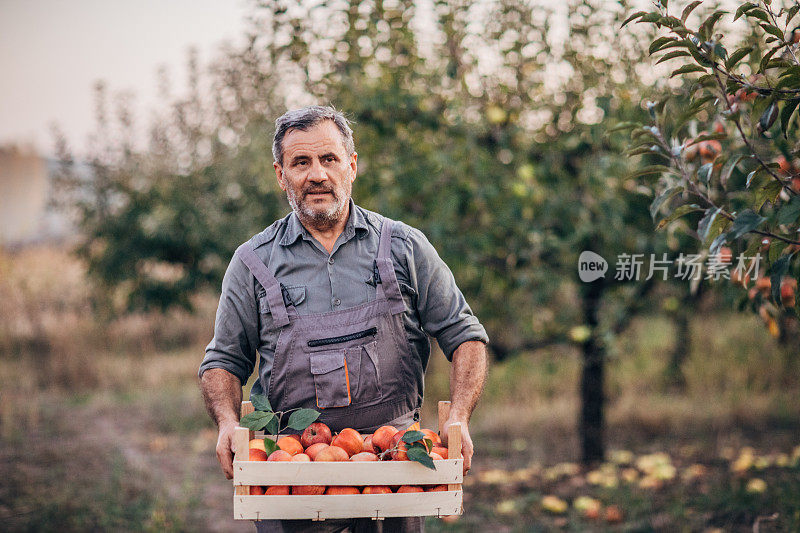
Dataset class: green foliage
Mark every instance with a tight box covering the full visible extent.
[395,430,436,469]
[406,444,436,470]
[239,411,275,432]
[239,398,319,436]
[401,430,426,444]
[625,0,800,337]
[53,0,690,355]
[250,393,272,412]
[286,408,320,431]
[53,52,289,313]
[263,437,278,456]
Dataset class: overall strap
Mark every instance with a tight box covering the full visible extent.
[375,218,406,315]
[235,242,290,327]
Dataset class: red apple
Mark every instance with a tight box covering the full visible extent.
[249,448,268,461]
[397,485,424,493]
[292,485,326,495]
[331,428,363,457]
[363,435,378,453]
[363,486,392,494]
[350,452,379,461]
[430,446,448,459]
[420,429,441,448]
[305,443,329,461]
[301,422,333,448]
[264,486,290,495]
[390,431,408,460]
[325,486,360,495]
[267,450,293,461]
[371,425,399,453]
[314,445,349,462]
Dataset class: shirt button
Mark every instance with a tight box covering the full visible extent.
[333,298,341,306]
[328,257,335,265]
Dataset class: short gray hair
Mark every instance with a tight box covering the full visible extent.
[272,105,355,165]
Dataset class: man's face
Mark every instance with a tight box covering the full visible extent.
[274,120,357,229]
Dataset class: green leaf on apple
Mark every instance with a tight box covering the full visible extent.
[286,408,320,431]
[240,411,275,431]
[251,394,272,412]
[265,416,279,435]
[401,430,425,444]
[263,437,278,456]
[407,445,436,470]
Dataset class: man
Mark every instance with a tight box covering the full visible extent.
[198,105,488,532]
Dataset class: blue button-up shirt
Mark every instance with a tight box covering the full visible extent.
[199,200,488,396]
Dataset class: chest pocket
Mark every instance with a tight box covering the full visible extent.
[258,285,306,314]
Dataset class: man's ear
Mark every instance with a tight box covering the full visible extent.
[349,152,358,183]
[274,161,287,191]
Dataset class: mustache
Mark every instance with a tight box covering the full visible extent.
[303,186,335,196]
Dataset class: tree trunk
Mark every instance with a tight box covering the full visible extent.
[579,279,605,465]
[663,287,701,391]
[777,311,799,385]
[664,303,690,390]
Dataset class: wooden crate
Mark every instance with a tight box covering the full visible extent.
[232,401,464,521]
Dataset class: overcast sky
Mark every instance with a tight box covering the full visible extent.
[0,0,250,156]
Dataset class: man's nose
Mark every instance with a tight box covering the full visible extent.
[307,159,328,182]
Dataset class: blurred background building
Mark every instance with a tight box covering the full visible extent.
[0,145,74,245]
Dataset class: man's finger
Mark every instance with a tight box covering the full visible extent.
[463,446,472,473]
[216,427,236,480]
[217,445,234,479]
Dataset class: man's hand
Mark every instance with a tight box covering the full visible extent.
[215,418,239,479]
[199,368,243,479]
[441,416,474,474]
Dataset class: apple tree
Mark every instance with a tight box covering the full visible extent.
[622,0,800,347]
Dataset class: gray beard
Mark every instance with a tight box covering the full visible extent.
[286,187,348,230]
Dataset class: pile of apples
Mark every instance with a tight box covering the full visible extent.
[247,422,449,495]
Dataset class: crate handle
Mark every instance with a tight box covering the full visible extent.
[437,401,463,460]
[233,425,250,495]
[438,400,463,491]
[437,401,450,440]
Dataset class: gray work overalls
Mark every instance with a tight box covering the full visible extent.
[237,218,425,533]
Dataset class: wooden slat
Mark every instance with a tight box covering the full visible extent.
[439,400,462,498]
[437,401,450,438]
[446,423,462,492]
[233,426,250,496]
[233,491,462,521]
[240,401,254,441]
[233,459,463,486]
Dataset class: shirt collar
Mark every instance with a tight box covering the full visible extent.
[279,198,369,246]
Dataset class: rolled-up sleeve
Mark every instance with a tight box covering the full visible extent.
[403,227,489,361]
[198,253,259,384]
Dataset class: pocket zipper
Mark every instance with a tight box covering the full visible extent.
[308,327,377,347]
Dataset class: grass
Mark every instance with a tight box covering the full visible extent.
[1,246,799,531]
